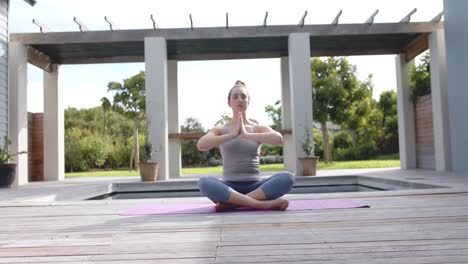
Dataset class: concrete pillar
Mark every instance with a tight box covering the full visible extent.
[288,33,313,175]
[8,43,28,186]
[168,60,181,178]
[43,64,64,181]
[144,37,169,181]
[429,29,451,171]
[395,54,416,169]
[444,0,468,172]
[280,57,294,172]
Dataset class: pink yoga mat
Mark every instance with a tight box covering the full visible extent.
[121,198,369,216]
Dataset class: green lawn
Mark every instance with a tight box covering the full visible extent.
[65,158,400,178]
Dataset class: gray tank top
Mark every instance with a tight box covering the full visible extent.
[220,124,262,182]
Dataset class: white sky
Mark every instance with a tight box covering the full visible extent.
[9,0,443,129]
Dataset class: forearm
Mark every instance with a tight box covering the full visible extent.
[243,132,283,145]
[197,133,236,151]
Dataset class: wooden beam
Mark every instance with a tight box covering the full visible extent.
[11,23,443,45]
[32,19,50,33]
[73,17,89,32]
[298,11,307,27]
[404,33,428,62]
[104,16,118,31]
[60,55,144,64]
[44,48,404,64]
[169,51,283,61]
[189,14,194,30]
[169,133,205,140]
[9,22,443,64]
[226,13,229,29]
[150,14,159,29]
[331,10,342,25]
[168,129,292,140]
[263,11,268,27]
[400,8,417,23]
[24,0,36,6]
[27,46,53,72]
[365,9,379,24]
[431,11,444,23]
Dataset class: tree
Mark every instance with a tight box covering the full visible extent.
[378,90,397,126]
[409,52,431,101]
[64,106,136,171]
[265,100,282,131]
[264,100,283,156]
[100,97,112,137]
[311,57,361,163]
[107,71,146,170]
[65,128,85,172]
[80,134,107,169]
[356,98,383,147]
[64,127,106,171]
[214,113,232,126]
[181,117,207,166]
[214,113,258,126]
[342,76,374,147]
[378,90,399,154]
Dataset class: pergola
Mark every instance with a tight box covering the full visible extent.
[9,11,449,185]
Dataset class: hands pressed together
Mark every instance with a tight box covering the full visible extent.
[197,112,283,152]
[229,113,251,139]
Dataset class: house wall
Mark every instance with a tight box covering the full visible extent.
[0,0,8,139]
[414,94,435,170]
[28,112,43,181]
[444,0,468,172]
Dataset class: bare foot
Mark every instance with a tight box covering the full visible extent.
[215,202,240,212]
[215,199,289,212]
[260,198,289,210]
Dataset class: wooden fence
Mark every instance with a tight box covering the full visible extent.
[414,94,435,169]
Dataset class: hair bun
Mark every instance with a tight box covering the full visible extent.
[234,80,246,86]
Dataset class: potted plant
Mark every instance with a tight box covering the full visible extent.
[298,126,319,176]
[138,141,162,182]
[0,136,27,188]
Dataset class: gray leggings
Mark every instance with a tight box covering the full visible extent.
[198,171,295,203]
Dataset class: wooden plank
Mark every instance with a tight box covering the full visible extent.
[0,191,467,263]
[0,259,215,264]
[11,23,443,45]
[404,33,429,62]
[414,94,435,169]
[169,129,292,139]
[27,46,53,72]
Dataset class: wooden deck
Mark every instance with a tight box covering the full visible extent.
[1,170,468,263]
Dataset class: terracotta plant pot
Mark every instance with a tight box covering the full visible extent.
[138,162,159,182]
[298,156,319,176]
[0,164,16,188]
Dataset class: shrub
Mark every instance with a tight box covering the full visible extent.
[313,128,324,159]
[260,156,277,164]
[139,141,152,162]
[0,136,27,164]
[333,143,378,161]
[409,52,431,102]
[301,126,314,157]
[182,139,207,166]
[355,143,378,160]
[276,156,283,163]
[139,141,163,163]
[261,144,283,156]
[208,157,222,167]
[333,130,353,149]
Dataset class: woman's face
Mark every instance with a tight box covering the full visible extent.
[228,87,250,112]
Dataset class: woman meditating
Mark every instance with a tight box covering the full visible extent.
[197,80,295,211]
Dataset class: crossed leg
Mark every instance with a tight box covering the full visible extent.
[215,189,289,211]
[198,172,295,211]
